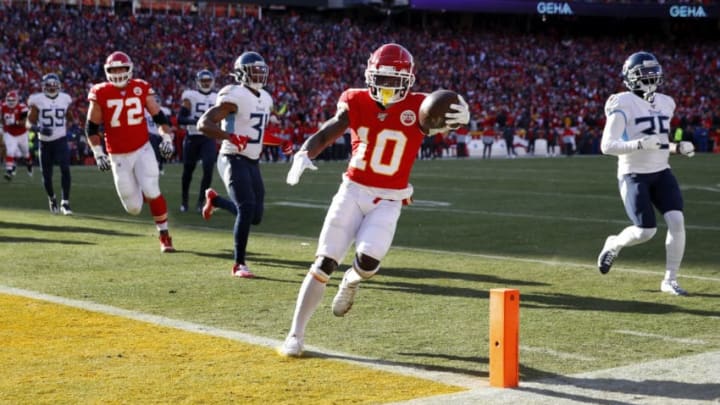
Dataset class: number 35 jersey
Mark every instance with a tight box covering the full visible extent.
[604,91,675,176]
[217,84,273,160]
[88,79,155,154]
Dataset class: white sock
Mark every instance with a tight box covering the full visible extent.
[344,259,379,285]
[288,268,328,338]
[664,211,685,281]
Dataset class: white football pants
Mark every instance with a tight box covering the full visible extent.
[316,179,403,264]
[109,142,161,215]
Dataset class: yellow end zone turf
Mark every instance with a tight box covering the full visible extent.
[0,293,465,404]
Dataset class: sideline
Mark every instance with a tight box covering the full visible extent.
[0,285,481,390]
[4,285,716,405]
[397,351,720,404]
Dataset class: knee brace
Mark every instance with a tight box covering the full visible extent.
[353,253,380,279]
[313,256,338,276]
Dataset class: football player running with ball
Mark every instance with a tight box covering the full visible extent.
[597,51,695,296]
[85,51,177,253]
[279,43,470,356]
[197,51,273,279]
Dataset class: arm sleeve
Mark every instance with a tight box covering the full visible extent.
[600,95,639,156]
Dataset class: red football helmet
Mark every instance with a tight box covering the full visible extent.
[365,43,415,105]
[5,90,19,108]
[104,51,133,88]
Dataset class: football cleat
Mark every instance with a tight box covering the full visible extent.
[48,197,59,214]
[4,171,12,181]
[332,269,360,317]
[60,201,73,216]
[180,204,188,213]
[278,334,304,357]
[232,263,255,278]
[27,165,33,177]
[597,235,619,275]
[661,279,688,296]
[159,231,176,253]
[202,188,218,221]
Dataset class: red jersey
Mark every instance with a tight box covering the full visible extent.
[88,79,155,154]
[1,102,29,136]
[341,89,426,190]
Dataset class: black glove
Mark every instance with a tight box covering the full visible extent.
[40,127,53,136]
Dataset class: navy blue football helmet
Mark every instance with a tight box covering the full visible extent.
[622,51,663,101]
[42,73,61,97]
[232,51,268,90]
[196,69,215,93]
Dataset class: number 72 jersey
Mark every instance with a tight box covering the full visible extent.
[88,79,154,154]
[604,91,676,175]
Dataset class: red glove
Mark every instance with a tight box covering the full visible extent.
[282,140,294,156]
[229,134,249,151]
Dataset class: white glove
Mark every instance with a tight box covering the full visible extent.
[91,144,111,171]
[637,135,662,150]
[286,151,317,186]
[445,95,470,129]
[96,155,111,172]
[159,139,174,159]
[678,141,695,157]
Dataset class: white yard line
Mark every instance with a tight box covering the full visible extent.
[397,351,720,405]
[59,211,720,284]
[520,345,596,362]
[270,201,720,232]
[614,330,708,345]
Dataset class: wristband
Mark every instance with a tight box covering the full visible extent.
[91,144,105,157]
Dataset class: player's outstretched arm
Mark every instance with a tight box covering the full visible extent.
[286,109,349,186]
[302,109,350,159]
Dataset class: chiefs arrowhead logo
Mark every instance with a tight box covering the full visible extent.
[400,110,416,126]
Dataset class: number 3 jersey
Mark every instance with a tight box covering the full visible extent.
[27,92,73,142]
[217,84,273,160]
[604,91,675,176]
[88,79,155,154]
[341,89,427,191]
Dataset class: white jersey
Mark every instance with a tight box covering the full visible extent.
[603,91,675,177]
[27,92,73,142]
[181,89,217,136]
[216,84,273,160]
[145,106,172,136]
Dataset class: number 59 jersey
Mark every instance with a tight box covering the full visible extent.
[27,92,73,142]
[88,79,154,154]
[604,91,675,176]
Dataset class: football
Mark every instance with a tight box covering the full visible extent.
[419,89,461,132]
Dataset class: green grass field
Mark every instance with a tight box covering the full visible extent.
[1,154,719,382]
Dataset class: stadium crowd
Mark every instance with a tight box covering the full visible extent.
[2,3,719,163]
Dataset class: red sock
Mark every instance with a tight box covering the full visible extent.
[147,194,168,226]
